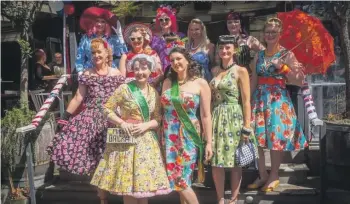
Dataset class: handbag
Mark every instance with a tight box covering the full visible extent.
[235,140,258,168]
[107,128,136,144]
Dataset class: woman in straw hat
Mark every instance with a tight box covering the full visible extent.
[120,22,163,90]
[76,7,128,75]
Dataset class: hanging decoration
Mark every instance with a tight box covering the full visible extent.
[64,4,75,15]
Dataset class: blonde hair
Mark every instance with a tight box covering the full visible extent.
[187,18,210,50]
[91,38,113,66]
[263,17,283,32]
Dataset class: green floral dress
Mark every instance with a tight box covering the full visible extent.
[210,68,252,168]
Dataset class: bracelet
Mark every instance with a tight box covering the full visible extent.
[62,111,72,121]
[241,127,253,136]
[277,64,291,75]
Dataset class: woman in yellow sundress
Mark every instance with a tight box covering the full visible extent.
[91,54,171,204]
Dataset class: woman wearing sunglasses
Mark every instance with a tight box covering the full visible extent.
[150,5,186,75]
[119,22,163,89]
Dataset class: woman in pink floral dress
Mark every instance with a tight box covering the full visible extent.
[47,38,125,204]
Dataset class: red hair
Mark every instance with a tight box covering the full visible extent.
[155,6,178,33]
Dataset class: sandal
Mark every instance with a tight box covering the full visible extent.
[228,198,238,204]
[217,198,225,204]
[261,180,280,192]
[247,177,267,190]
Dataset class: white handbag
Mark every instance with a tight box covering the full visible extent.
[107,128,136,144]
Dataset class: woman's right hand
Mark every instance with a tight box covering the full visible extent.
[120,122,133,136]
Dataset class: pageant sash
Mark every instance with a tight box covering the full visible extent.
[127,81,159,141]
[170,79,205,183]
[127,81,150,122]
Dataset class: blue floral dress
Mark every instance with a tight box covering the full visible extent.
[75,34,128,73]
[192,49,212,82]
[251,50,308,151]
[161,89,201,191]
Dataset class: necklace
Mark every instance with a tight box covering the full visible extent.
[178,77,189,86]
[190,42,201,51]
[220,62,236,70]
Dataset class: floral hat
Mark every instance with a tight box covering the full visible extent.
[127,53,156,72]
[123,22,153,45]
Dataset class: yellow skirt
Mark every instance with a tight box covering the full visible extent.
[90,131,171,198]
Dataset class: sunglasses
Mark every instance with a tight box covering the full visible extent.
[159,18,170,23]
[129,37,143,42]
[264,31,280,36]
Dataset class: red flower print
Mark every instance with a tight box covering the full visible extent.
[167,163,175,171]
[283,129,292,138]
[161,96,171,105]
[190,163,196,170]
[187,100,195,108]
[282,118,292,126]
[169,134,178,142]
[172,110,178,117]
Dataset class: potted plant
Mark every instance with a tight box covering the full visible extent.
[1,100,35,204]
[7,172,30,204]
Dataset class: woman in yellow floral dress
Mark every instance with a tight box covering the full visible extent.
[91,54,171,204]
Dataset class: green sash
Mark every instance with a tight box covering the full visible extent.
[127,81,150,122]
[170,79,205,182]
[127,81,159,141]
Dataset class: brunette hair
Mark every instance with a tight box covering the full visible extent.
[226,11,248,39]
[168,47,202,81]
[90,38,113,66]
[34,49,46,62]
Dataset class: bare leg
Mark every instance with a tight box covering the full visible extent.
[180,194,187,204]
[97,188,108,204]
[247,147,268,189]
[212,167,225,204]
[230,167,242,203]
[178,187,199,204]
[138,198,148,204]
[263,150,282,189]
[123,196,138,204]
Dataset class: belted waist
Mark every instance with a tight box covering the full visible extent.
[258,77,286,88]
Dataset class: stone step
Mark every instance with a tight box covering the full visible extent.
[34,179,350,204]
[198,163,309,188]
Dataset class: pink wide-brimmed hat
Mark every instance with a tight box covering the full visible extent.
[79,7,118,32]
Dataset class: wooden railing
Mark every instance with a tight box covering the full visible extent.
[15,74,71,204]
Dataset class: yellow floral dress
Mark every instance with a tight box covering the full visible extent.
[90,84,171,198]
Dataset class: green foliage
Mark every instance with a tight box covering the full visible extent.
[111,1,142,17]
[1,100,35,172]
[17,39,32,59]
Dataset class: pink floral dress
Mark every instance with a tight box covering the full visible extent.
[47,74,125,175]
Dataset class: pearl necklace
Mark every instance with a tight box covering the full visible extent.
[190,43,201,51]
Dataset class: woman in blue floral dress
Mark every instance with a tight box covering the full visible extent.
[186,18,215,82]
[161,47,213,204]
[248,18,308,192]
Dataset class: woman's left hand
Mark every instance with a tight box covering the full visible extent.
[204,143,213,162]
[131,123,150,135]
[271,58,284,70]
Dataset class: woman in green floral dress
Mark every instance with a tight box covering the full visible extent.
[210,35,255,204]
